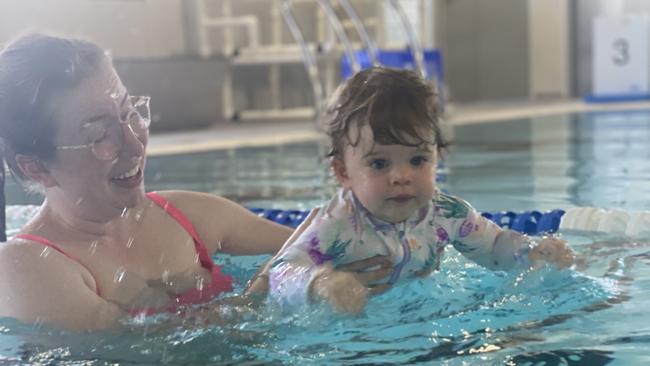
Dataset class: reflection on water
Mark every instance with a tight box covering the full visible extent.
[145,142,331,210]
[449,111,650,212]
[3,111,650,364]
[6,110,650,214]
[2,233,646,364]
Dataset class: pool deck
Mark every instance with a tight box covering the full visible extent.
[148,99,650,156]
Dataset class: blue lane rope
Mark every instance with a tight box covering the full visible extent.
[249,207,565,235]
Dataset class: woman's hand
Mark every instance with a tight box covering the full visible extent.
[309,255,393,314]
[529,236,575,269]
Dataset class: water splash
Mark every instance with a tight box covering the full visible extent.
[161,270,171,284]
[134,209,144,222]
[39,247,51,259]
[113,266,127,283]
[125,236,135,249]
[195,276,205,291]
[88,240,99,255]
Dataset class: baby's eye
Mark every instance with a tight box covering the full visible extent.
[370,159,388,170]
[410,156,429,167]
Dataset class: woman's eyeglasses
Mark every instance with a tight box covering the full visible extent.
[55,96,151,161]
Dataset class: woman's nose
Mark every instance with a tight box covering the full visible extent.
[120,123,146,156]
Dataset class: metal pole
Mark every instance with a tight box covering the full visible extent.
[387,0,427,78]
[315,0,361,73]
[281,0,325,123]
[338,0,379,66]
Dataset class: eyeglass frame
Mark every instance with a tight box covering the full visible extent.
[54,95,151,160]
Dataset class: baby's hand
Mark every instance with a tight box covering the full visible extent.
[528,236,575,269]
[310,270,369,314]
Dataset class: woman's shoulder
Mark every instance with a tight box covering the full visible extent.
[0,237,81,279]
[148,190,233,212]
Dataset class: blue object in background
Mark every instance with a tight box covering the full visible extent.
[252,207,565,234]
[340,49,444,88]
[584,93,650,103]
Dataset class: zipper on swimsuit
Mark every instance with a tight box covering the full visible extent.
[389,222,411,284]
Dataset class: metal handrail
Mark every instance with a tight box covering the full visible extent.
[315,0,361,74]
[338,0,379,66]
[386,0,427,78]
[280,0,325,122]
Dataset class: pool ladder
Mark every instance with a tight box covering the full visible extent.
[195,0,429,124]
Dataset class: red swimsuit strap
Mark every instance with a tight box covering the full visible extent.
[146,192,215,270]
[16,193,232,312]
[14,233,102,297]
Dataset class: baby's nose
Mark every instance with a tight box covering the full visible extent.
[389,166,412,185]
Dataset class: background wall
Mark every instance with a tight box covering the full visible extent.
[0,0,187,58]
[437,0,529,102]
[573,0,650,96]
[0,0,597,127]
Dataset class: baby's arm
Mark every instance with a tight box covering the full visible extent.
[268,201,366,310]
[268,210,335,307]
[439,194,574,270]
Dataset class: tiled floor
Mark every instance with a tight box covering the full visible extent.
[148,99,650,156]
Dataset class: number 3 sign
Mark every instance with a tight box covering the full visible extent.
[593,16,649,98]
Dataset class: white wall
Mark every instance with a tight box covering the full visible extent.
[0,0,187,58]
[573,0,650,96]
[528,0,570,100]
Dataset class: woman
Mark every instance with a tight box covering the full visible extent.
[0,34,391,331]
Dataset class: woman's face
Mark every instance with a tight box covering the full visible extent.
[46,61,148,219]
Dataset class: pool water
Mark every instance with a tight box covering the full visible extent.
[2,111,650,365]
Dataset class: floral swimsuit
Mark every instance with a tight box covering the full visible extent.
[269,189,507,306]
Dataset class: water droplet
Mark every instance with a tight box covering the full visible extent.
[109,91,120,99]
[125,237,135,249]
[162,270,170,282]
[195,276,205,291]
[121,207,128,217]
[32,317,44,330]
[88,240,99,255]
[75,197,84,206]
[39,247,51,258]
[134,209,143,222]
[114,267,127,283]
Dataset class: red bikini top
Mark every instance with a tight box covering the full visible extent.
[15,192,233,314]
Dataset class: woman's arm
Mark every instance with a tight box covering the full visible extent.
[244,207,321,299]
[155,191,292,256]
[0,243,125,331]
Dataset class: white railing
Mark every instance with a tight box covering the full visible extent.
[194,0,434,123]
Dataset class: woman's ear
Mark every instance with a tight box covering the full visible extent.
[331,158,351,189]
[15,155,58,187]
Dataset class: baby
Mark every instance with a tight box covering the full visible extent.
[269,67,575,314]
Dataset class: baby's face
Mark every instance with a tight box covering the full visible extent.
[333,124,437,223]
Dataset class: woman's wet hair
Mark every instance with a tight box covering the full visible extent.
[323,66,448,159]
[0,33,107,180]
